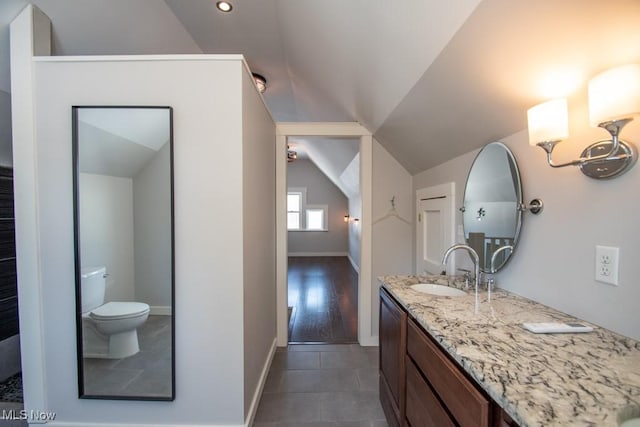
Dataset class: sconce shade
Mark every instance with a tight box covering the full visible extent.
[527,98,569,145]
[252,73,267,94]
[588,64,640,126]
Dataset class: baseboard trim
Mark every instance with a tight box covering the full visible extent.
[149,306,171,316]
[347,255,359,274]
[359,335,379,347]
[244,337,277,427]
[287,252,348,257]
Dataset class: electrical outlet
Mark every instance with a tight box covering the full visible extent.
[595,246,619,285]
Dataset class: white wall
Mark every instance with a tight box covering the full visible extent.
[287,159,349,254]
[79,173,135,302]
[12,41,264,424]
[414,88,640,340]
[133,142,172,309]
[241,69,276,419]
[0,90,11,166]
[371,139,412,336]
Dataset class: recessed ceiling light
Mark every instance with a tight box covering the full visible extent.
[216,1,233,12]
[216,1,232,12]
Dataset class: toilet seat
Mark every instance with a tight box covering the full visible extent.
[89,302,150,321]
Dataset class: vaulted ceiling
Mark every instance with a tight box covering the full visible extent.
[2,0,640,174]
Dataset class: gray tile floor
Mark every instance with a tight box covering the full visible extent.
[82,315,172,398]
[254,344,388,426]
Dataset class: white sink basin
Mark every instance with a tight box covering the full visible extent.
[410,283,467,297]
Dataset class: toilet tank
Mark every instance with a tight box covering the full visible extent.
[81,266,107,313]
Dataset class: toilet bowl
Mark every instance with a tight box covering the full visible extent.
[81,266,150,359]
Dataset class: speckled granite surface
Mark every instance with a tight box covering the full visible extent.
[380,274,640,427]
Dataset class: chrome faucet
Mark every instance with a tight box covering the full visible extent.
[442,244,480,314]
[487,245,513,303]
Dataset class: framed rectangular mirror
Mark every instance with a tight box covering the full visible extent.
[72,106,175,400]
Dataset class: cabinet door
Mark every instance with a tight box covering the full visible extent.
[379,289,407,425]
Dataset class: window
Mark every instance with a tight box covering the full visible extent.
[287,192,302,230]
[306,207,327,230]
[287,188,328,231]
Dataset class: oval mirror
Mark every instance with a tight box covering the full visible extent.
[462,142,522,273]
[72,106,175,400]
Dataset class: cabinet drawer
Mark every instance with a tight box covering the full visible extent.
[406,356,455,427]
[407,319,489,427]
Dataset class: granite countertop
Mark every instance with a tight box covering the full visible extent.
[380,274,640,427]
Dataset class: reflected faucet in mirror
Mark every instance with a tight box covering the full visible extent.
[442,244,480,314]
[490,245,513,274]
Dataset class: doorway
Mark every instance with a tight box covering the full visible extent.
[275,123,374,347]
[285,136,360,343]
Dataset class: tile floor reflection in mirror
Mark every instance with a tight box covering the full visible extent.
[82,315,172,397]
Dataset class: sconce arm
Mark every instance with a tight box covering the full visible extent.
[537,118,634,169]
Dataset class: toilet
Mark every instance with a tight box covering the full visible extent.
[81,266,150,359]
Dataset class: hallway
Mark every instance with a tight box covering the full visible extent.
[287,257,358,343]
[254,344,387,426]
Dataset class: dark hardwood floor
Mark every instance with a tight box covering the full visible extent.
[288,256,358,344]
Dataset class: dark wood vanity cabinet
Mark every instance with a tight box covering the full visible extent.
[379,288,517,427]
[379,288,407,427]
[407,319,489,427]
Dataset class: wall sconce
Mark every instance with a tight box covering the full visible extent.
[252,73,267,94]
[527,64,640,179]
[287,145,297,163]
[344,215,359,223]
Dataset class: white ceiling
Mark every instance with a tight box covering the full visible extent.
[77,107,171,178]
[78,108,171,151]
[288,137,360,199]
[2,0,640,174]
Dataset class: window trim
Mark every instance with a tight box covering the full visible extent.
[287,188,306,231]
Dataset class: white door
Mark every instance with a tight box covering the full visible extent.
[416,183,455,275]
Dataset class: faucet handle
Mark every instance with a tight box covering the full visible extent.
[486,277,495,303]
[457,268,472,289]
[457,268,472,278]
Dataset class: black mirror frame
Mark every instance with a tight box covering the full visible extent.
[72,105,175,401]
